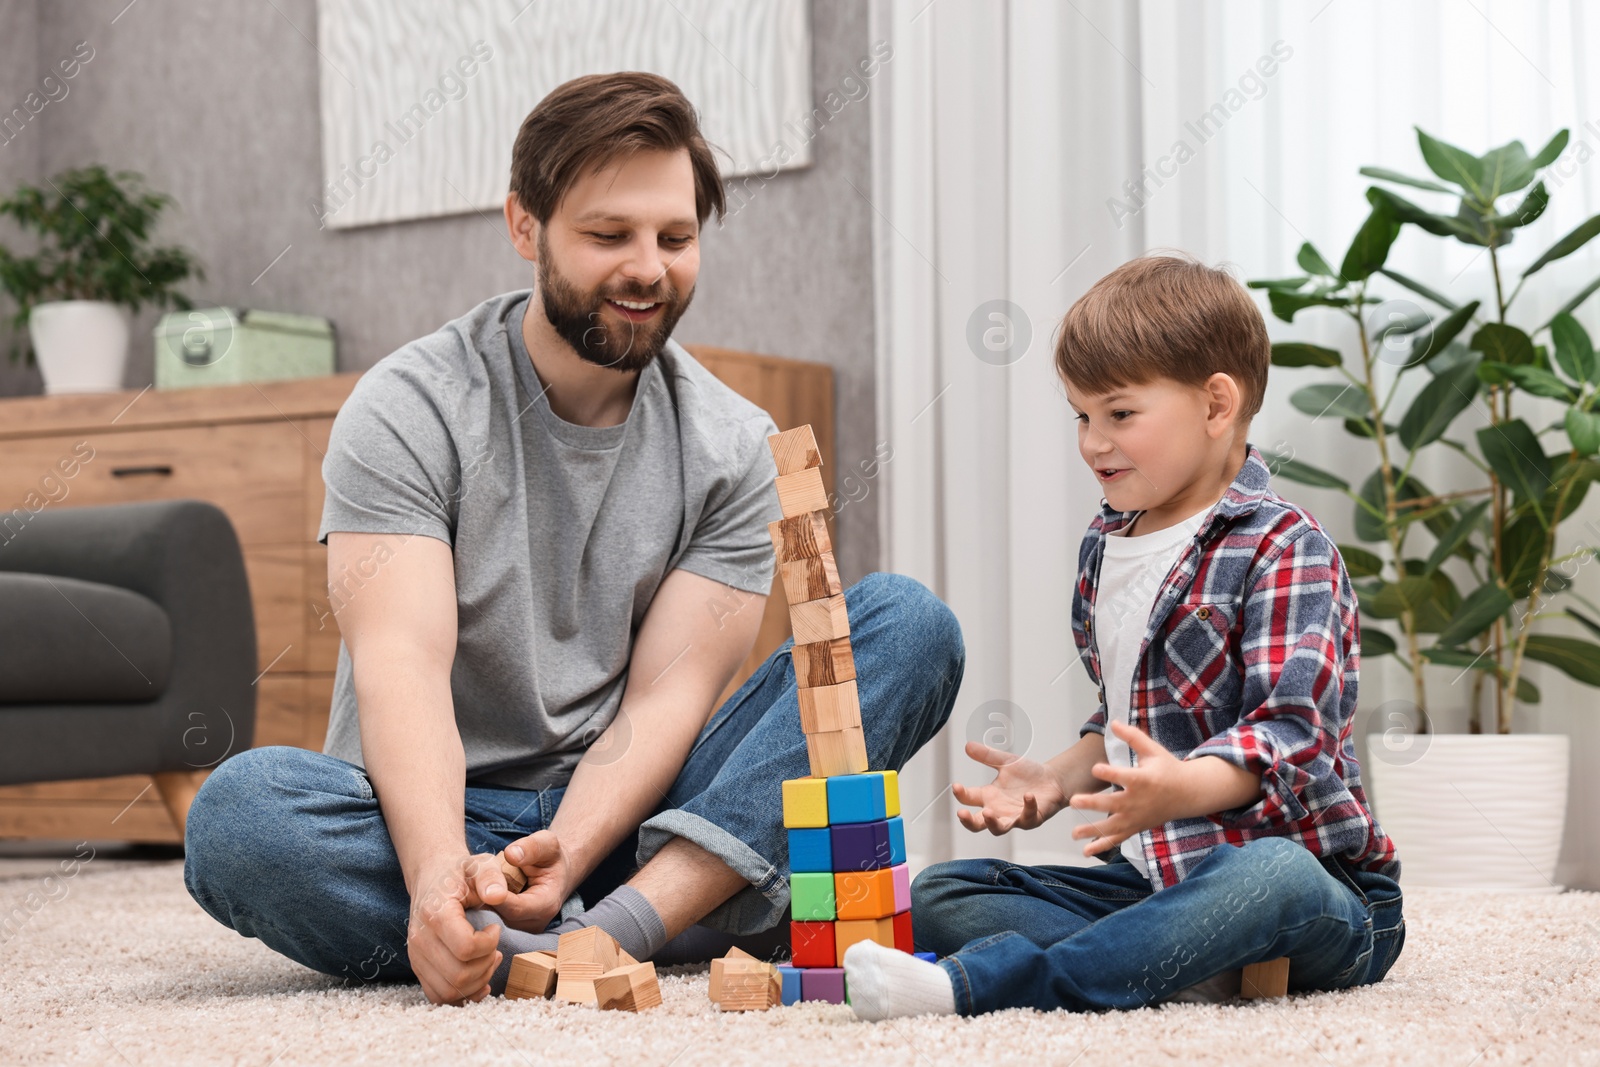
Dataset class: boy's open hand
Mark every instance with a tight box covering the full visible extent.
[1068,721,1189,856]
[953,740,1069,835]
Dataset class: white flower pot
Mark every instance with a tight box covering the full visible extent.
[29,300,130,394]
[1364,733,1569,893]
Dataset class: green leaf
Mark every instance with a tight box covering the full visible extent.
[1359,626,1398,656]
[1339,543,1385,578]
[1477,363,1576,401]
[1400,356,1482,449]
[1523,213,1600,277]
[1478,141,1538,201]
[1297,242,1337,277]
[1291,382,1374,422]
[1366,186,1483,243]
[1248,275,1312,291]
[1567,607,1600,641]
[1377,267,1459,311]
[1529,129,1571,168]
[1267,288,1349,323]
[1358,166,1456,193]
[1344,418,1399,439]
[1341,198,1402,281]
[1411,300,1480,366]
[1423,499,1491,575]
[1271,342,1343,368]
[1470,322,1537,366]
[1522,635,1600,686]
[1373,309,1433,338]
[1478,420,1555,526]
[1268,456,1350,490]
[1486,181,1548,229]
[1550,313,1597,383]
[1416,128,1485,199]
[1433,582,1514,646]
[1365,576,1437,619]
[1500,513,1548,595]
[1567,409,1600,456]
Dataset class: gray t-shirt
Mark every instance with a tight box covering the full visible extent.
[316,290,780,789]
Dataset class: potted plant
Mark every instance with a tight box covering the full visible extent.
[1249,127,1600,891]
[0,165,201,394]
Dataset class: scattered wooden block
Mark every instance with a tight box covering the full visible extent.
[1241,957,1290,999]
[779,554,843,605]
[807,725,869,778]
[505,950,557,1000]
[708,946,758,1006]
[595,961,662,1012]
[554,926,619,1003]
[791,636,856,688]
[798,679,862,734]
[790,593,850,644]
[775,467,830,518]
[768,513,832,562]
[496,850,527,894]
[768,425,822,476]
[718,960,781,1011]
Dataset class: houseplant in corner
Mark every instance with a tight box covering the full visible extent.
[1250,127,1600,891]
[0,165,200,393]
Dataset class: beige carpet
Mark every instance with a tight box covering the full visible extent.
[2,855,1597,1066]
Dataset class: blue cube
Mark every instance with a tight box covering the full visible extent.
[777,965,803,1006]
[788,827,833,873]
[826,773,888,824]
[914,951,937,963]
[886,815,906,866]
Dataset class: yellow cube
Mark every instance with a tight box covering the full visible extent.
[879,769,901,818]
[834,917,896,965]
[782,777,829,828]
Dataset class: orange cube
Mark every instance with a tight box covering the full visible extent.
[834,869,897,921]
[834,916,896,965]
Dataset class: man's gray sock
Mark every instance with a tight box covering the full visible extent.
[564,885,668,964]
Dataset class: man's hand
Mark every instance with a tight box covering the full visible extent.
[1067,721,1262,856]
[486,829,572,933]
[407,854,504,1005]
[953,740,1069,835]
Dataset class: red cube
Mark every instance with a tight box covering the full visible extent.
[892,909,913,953]
[791,920,837,969]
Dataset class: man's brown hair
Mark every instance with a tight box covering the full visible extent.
[510,71,725,224]
[1053,253,1269,423]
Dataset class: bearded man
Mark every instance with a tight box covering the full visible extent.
[182,71,964,1005]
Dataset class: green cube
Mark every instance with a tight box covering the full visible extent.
[790,871,836,921]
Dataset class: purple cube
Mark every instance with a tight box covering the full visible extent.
[801,966,847,1004]
[830,819,892,871]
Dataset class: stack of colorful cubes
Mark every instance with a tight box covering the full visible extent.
[778,769,933,1004]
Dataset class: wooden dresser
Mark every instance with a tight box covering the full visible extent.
[0,347,833,843]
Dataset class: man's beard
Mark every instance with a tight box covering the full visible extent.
[536,231,693,373]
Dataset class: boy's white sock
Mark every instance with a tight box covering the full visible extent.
[843,940,957,1020]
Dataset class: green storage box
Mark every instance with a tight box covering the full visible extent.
[154,307,335,390]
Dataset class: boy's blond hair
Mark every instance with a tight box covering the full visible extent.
[1053,253,1270,424]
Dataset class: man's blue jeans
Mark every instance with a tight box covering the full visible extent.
[913,836,1404,1014]
[183,572,964,985]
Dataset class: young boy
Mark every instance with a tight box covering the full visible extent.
[843,254,1402,1019]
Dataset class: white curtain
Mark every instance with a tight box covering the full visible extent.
[870,0,1600,882]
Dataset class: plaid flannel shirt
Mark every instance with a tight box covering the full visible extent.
[1073,442,1399,890]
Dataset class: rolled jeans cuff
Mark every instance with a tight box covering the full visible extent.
[636,808,788,935]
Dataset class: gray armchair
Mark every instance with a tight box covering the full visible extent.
[0,499,257,836]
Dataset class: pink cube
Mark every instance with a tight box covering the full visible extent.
[891,862,911,913]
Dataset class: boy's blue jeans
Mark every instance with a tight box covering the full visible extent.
[183,572,964,984]
[914,836,1404,1014]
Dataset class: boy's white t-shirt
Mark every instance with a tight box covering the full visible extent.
[1095,496,1219,875]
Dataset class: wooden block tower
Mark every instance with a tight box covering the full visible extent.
[766,426,933,1007]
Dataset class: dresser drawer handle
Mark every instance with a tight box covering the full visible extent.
[110,465,174,478]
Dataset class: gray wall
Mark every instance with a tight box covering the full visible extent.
[2,0,880,580]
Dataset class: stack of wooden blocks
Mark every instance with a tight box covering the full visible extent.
[764,425,935,1007]
[505,927,661,1012]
